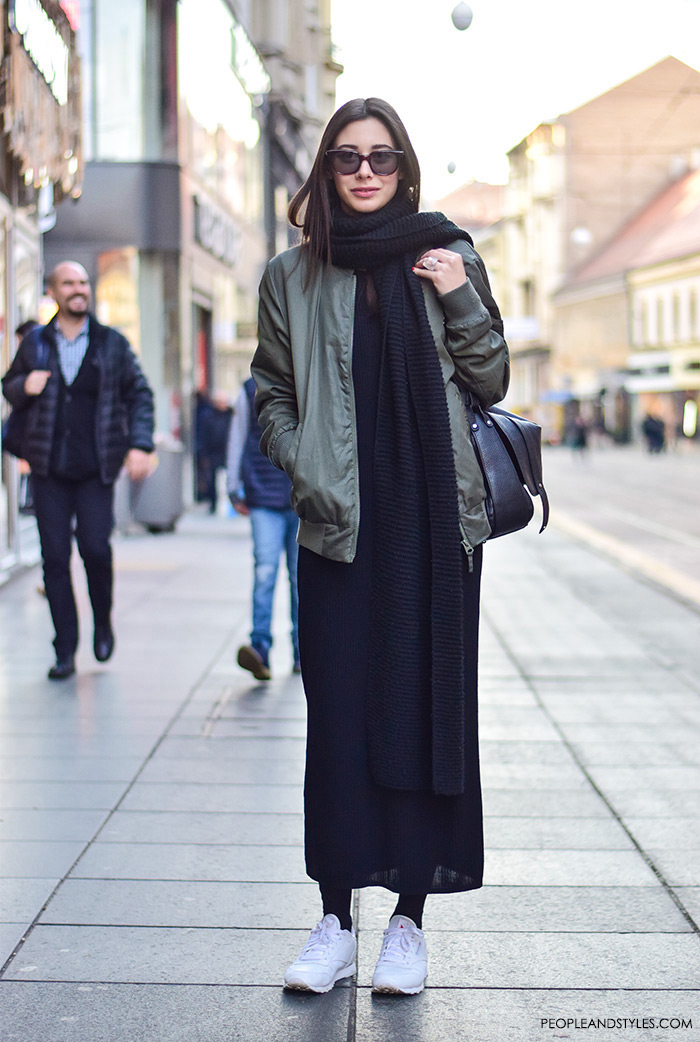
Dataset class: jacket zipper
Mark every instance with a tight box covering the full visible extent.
[460,523,475,573]
[347,274,360,561]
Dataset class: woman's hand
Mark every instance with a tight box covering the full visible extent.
[413,249,467,296]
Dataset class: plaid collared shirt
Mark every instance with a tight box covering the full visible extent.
[54,319,90,385]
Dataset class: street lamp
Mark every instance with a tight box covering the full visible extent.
[451,3,473,30]
[447,5,472,179]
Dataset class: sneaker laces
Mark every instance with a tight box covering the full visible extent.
[379,924,419,964]
[297,919,340,963]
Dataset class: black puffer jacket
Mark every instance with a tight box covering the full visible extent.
[2,316,154,483]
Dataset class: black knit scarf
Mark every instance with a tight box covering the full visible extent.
[329,196,473,796]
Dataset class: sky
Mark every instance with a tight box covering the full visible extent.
[330,0,700,202]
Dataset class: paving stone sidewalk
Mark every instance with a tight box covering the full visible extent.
[0,508,699,1042]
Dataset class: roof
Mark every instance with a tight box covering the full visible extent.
[562,167,700,289]
[509,56,700,155]
[436,181,504,231]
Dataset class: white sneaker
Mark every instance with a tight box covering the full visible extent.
[371,915,428,995]
[284,914,357,993]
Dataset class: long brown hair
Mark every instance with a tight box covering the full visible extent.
[288,98,421,265]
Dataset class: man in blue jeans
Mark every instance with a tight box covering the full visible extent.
[226,378,299,680]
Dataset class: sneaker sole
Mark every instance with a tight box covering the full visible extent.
[372,972,427,996]
[372,982,426,995]
[237,647,271,681]
[284,962,356,994]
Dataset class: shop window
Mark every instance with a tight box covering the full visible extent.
[96,249,141,353]
[14,237,40,330]
[194,304,213,394]
[683,400,698,439]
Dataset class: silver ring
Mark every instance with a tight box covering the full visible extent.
[423,257,438,271]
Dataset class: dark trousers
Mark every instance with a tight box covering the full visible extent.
[32,474,115,658]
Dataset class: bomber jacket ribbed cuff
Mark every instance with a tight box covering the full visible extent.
[440,279,490,332]
[269,424,297,470]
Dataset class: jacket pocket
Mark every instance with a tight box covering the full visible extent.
[289,435,351,529]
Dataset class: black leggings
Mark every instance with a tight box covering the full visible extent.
[320,886,427,931]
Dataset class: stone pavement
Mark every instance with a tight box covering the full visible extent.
[0,487,699,1042]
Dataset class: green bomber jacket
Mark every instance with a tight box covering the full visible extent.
[251,238,510,564]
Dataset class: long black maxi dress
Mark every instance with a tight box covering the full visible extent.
[297,273,484,895]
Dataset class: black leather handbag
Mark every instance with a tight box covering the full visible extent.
[462,391,549,539]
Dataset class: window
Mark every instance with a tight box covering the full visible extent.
[672,293,682,342]
[95,0,145,160]
[521,278,535,316]
[646,297,659,346]
[633,298,645,347]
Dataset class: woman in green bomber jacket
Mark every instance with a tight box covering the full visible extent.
[251,97,509,995]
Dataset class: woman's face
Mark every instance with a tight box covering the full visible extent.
[330,117,401,215]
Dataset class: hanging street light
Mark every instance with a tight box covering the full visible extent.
[451,3,473,30]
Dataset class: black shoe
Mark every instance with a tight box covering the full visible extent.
[48,657,75,680]
[237,644,271,681]
[94,626,115,663]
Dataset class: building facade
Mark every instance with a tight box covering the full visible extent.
[437,180,506,298]
[44,0,340,501]
[0,0,82,577]
[623,171,700,440]
[500,57,700,440]
[238,0,342,257]
[45,0,268,437]
[553,161,700,443]
[628,251,700,442]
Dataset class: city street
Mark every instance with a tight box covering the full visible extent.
[543,442,700,614]
[1,447,699,1042]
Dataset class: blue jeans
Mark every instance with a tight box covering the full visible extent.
[249,507,299,661]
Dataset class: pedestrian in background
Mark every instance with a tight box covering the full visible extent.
[642,412,666,453]
[252,97,509,994]
[12,320,41,515]
[569,414,589,461]
[194,390,213,502]
[1,261,154,680]
[16,319,41,345]
[226,377,299,681]
[199,392,232,513]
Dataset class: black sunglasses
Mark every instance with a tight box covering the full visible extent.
[326,149,404,176]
